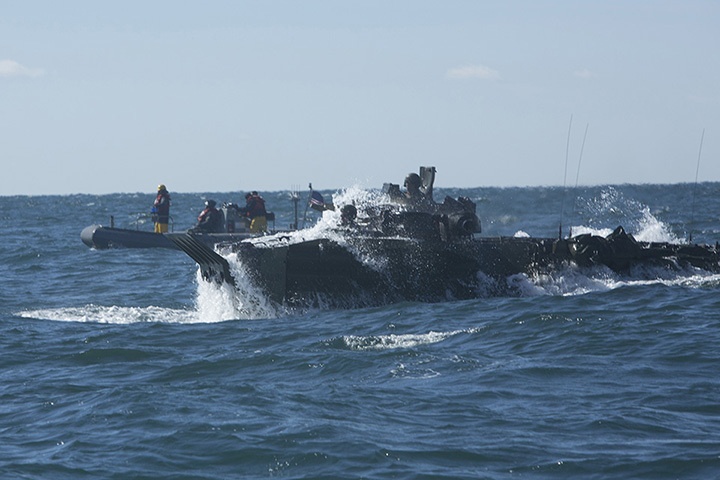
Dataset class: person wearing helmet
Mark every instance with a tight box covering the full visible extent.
[401,171,437,211]
[403,173,424,203]
[152,184,171,233]
[340,204,358,226]
[193,199,224,233]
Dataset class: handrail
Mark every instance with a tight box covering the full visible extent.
[128,213,175,232]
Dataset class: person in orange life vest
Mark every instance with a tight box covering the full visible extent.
[152,184,171,233]
[194,199,224,233]
[244,191,267,233]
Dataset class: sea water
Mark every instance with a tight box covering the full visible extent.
[2,183,720,479]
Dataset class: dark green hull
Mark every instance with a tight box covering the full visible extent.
[167,227,720,308]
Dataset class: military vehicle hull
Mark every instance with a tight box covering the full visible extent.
[167,226,720,308]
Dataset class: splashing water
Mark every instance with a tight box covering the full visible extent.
[633,206,680,243]
[194,252,281,321]
[253,186,398,272]
[245,186,382,248]
[571,187,679,242]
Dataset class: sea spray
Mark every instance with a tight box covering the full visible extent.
[572,186,679,242]
[194,270,243,321]
[194,252,281,320]
[247,186,397,273]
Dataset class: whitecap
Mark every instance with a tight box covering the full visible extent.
[342,329,466,351]
[17,304,204,324]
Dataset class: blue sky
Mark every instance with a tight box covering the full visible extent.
[1,0,718,195]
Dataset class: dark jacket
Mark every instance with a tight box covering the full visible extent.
[245,195,267,219]
[196,206,223,232]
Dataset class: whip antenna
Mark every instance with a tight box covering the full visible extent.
[559,114,573,239]
[574,123,590,190]
[689,128,705,243]
[568,123,590,238]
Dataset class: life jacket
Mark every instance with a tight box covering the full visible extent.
[198,207,215,223]
[246,195,267,218]
[154,192,171,217]
[197,207,223,232]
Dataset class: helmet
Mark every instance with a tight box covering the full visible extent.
[158,184,166,191]
[341,204,357,221]
[404,173,421,188]
[205,199,216,208]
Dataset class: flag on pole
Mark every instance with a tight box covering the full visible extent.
[308,190,335,212]
[310,191,326,211]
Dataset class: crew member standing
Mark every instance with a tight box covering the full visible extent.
[244,191,268,233]
[152,184,171,233]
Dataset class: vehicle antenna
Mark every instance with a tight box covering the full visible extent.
[689,128,705,243]
[574,123,589,190]
[570,123,590,237]
[301,183,313,229]
[290,185,300,230]
[559,114,573,239]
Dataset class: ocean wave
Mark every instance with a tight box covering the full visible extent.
[17,304,206,324]
[336,328,479,351]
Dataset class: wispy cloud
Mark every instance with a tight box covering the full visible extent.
[573,68,594,79]
[446,64,500,80]
[0,59,45,78]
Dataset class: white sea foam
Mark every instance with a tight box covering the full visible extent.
[571,186,679,243]
[511,268,614,297]
[17,304,204,324]
[195,252,281,321]
[633,206,681,243]
[514,263,720,297]
[342,329,472,351]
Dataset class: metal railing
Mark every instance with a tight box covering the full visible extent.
[111,213,175,232]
